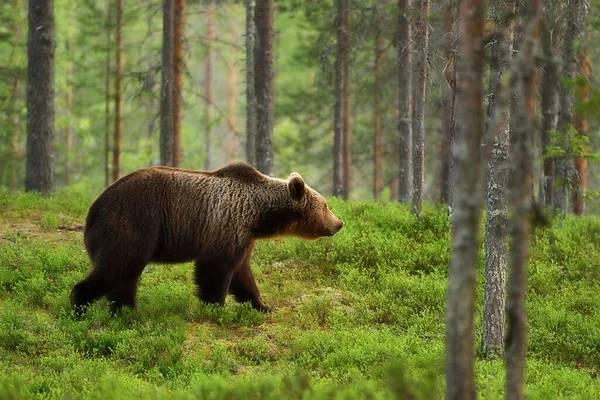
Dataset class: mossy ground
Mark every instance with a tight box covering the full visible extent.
[1,187,599,399]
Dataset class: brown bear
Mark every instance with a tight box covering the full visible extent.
[70,162,344,314]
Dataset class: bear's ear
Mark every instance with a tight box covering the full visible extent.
[288,173,305,200]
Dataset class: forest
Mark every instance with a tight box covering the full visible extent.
[1,0,600,398]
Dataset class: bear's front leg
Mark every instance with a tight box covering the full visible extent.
[229,260,269,312]
[194,256,237,306]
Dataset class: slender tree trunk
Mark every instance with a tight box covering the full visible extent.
[438,0,455,205]
[245,0,257,166]
[65,5,73,185]
[342,5,351,200]
[506,2,541,398]
[447,0,461,213]
[333,0,346,196]
[539,20,559,208]
[397,0,412,203]
[411,0,430,215]
[226,34,239,164]
[482,0,515,359]
[254,0,274,175]
[160,0,174,167]
[572,13,590,215]
[554,0,580,216]
[172,0,185,167]
[445,0,484,397]
[105,2,111,187]
[204,0,215,170]
[25,0,55,193]
[373,0,383,200]
[113,0,123,182]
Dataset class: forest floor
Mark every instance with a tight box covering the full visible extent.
[1,187,600,399]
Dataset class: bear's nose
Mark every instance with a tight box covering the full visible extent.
[340,221,344,227]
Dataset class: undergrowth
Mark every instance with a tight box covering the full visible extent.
[1,188,599,398]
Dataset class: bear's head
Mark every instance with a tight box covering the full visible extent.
[286,173,344,240]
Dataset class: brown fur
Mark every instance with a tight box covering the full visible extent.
[70,162,344,314]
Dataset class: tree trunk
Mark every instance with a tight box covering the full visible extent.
[254,0,274,175]
[554,0,580,216]
[245,0,257,166]
[226,21,239,165]
[539,19,559,208]
[482,0,515,359]
[333,0,346,196]
[506,2,541,398]
[204,0,215,170]
[172,0,185,167]
[342,5,351,200]
[438,0,455,205]
[104,2,111,188]
[397,0,412,203]
[65,5,73,185]
[113,0,123,182]
[572,10,589,215]
[25,0,55,193]
[411,0,430,215]
[445,0,484,397]
[447,0,461,213]
[373,0,383,200]
[160,0,175,167]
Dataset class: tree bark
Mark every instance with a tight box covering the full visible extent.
[397,0,412,203]
[245,0,257,166]
[204,0,215,170]
[539,19,559,208]
[105,2,111,187]
[438,0,455,205]
[65,5,73,185]
[333,0,346,196]
[445,0,484,397]
[506,1,541,398]
[373,0,383,200]
[254,0,275,175]
[25,0,55,193]
[572,8,589,215]
[160,0,175,167]
[554,0,580,216]
[411,0,430,215]
[172,0,185,167]
[226,16,239,165]
[482,0,515,359]
[342,4,351,200]
[113,0,123,182]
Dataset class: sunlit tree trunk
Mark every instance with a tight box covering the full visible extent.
[65,5,73,185]
[411,0,430,215]
[397,0,412,203]
[342,4,351,200]
[572,8,589,215]
[333,0,346,196]
[438,0,455,205]
[226,17,239,165]
[539,19,559,208]
[254,0,274,175]
[373,0,383,200]
[445,0,484,397]
[172,0,185,167]
[554,0,580,216]
[245,0,257,166]
[506,1,541,398]
[204,0,215,170]
[26,0,55,193]
[482,0,515,359]
[160,0,174,167]
[104,2,111,187]
[113,0,123,182]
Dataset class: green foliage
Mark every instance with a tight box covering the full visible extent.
[3,191,600,398]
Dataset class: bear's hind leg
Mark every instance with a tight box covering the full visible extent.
[229,261,269,312]
[106,278,139,313]
[70,272,109,316]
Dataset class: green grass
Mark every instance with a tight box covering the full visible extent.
[1,187,600,398]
